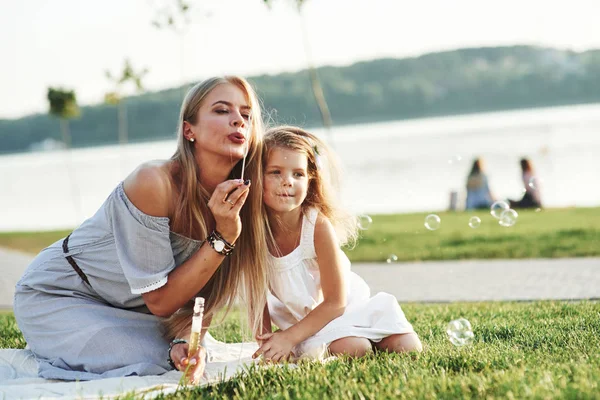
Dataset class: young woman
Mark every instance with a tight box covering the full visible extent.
[509,158,542,209]
[465,158,495,210]
[14,76,270,383]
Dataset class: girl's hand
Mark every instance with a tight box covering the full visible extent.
[207,179,251,243]
[170,342,207,384]
[255,332,270,347]
[252,331,295,363]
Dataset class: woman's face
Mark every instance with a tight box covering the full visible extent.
[186,83,251,162]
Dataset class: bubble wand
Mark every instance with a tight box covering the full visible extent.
[240,117,252,181]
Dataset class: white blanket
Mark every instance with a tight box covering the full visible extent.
[0,333,259,400]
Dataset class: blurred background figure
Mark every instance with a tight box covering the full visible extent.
[465,158,495,210]
[509,158,542,209]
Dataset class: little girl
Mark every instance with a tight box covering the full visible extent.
[252,126,422,362]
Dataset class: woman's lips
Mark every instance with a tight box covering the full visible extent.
[228,133,245,144]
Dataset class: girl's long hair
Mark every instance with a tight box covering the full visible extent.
[263,126,358,249]
[164,76,269,339]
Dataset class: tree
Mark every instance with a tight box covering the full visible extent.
[263,0,307,8]
[47,88,80,148]
[263,0,333,137]
[105,59,149,145]
[151,0,193,30]
[47,87,82,224]
[151,0,211,96]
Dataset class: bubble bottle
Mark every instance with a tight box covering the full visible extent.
[188,297,205,358]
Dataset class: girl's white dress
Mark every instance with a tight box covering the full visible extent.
[267,208,415,359]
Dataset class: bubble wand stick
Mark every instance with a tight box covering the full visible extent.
[240,117,252,181]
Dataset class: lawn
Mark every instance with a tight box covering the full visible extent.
[2,301,599,399]
[1,207,598,262]
[347,207,600,262]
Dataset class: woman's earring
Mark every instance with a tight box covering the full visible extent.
[189,138,195,142]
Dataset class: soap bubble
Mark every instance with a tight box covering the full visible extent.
[499,209,518,227]
[447,155,463,165]
[447,318,475,347]
[358,214,373,230]
[468,216,481,229]
[386,254,398,263]
[528,176,540,190]
[424,214,441,231]
[490,201,510,219]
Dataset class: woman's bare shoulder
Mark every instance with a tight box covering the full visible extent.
[123,161,173,218]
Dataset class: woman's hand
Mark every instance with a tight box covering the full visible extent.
[207,179,251,243]
[252,331,295,363]
[170,342,207,384]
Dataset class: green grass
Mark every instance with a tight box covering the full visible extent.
[346,207,600,262]
[0,229,71,255]
[3,301,599,399]
[0,311,27,349]
[1,207,599,262]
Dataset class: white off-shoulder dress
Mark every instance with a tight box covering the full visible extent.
[267,208,415,359]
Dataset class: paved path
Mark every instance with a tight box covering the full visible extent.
[1,248,34,309]
[1,247,598,309]
[353,258,600,303]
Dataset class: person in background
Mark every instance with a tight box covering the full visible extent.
[509,158,542,209]
[465,158,495,210]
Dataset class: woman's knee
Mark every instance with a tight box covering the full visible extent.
[376,333,423,353]
[328,336,372,357]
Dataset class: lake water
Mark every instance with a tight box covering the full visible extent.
[1,103,599,231]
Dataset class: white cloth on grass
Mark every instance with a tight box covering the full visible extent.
[0,332,259,400]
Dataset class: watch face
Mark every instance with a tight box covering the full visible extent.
[214,240,225,252]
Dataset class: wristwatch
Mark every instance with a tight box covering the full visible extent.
[212,238,225,252]
[207,230,235,256]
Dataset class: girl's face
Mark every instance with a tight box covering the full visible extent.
[185,83,251,161]
[263,147,310,214]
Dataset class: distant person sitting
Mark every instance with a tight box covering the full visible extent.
[509,158,542,209]
[465,158,495,210]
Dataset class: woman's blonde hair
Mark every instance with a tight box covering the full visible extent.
[164,76,269,339]
[263,125,358,247]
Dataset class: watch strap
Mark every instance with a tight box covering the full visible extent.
[207,230,235,256]
[167,338,188,370]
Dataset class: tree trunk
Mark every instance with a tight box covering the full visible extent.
[299,11,333,142]
[60,118,82,225]
[308,67,332,129]
[180,32,188,99]
[118,101,128,144]
[117,100,129,177]
[60,119,71,148]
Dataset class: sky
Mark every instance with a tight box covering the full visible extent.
[1,0,599,119]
